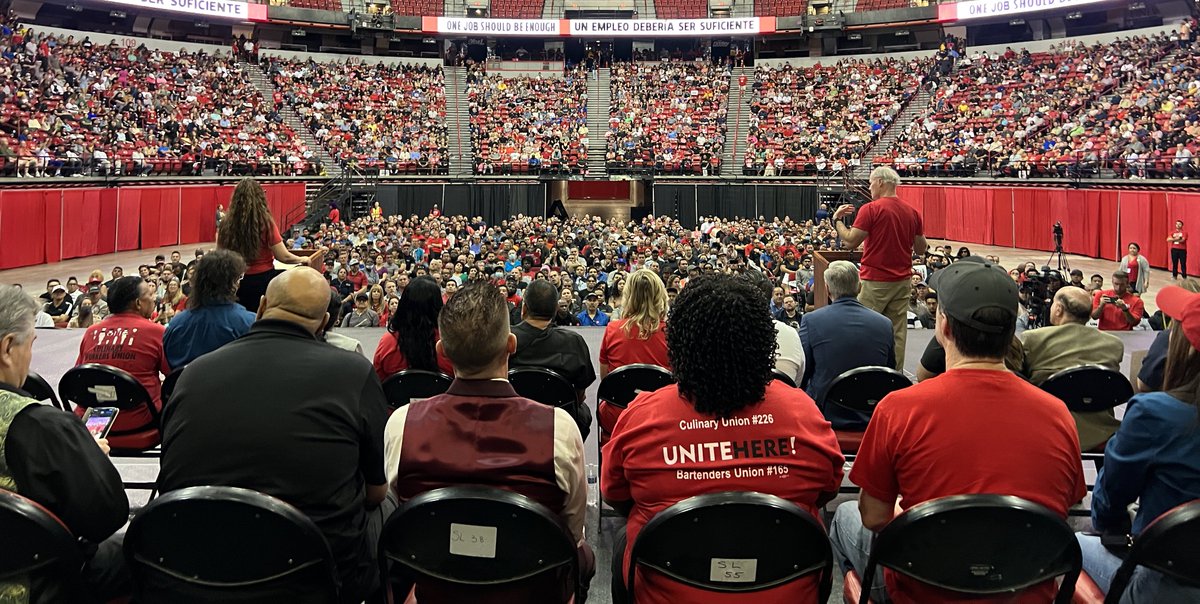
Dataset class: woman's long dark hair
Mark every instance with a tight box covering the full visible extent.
[667,274,776,418]
[218,178,274,265]
[1163,322,1200,408]
[388,277,443,371]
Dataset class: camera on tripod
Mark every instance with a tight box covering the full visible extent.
[1021,265,1065,329]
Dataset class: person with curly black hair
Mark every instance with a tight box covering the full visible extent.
[602,273,844,604]
[163,249,256,369]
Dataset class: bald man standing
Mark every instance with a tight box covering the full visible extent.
[159,268,391,604]
[1021,286,1125,450]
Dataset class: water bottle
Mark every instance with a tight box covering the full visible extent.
[586,463,599,507]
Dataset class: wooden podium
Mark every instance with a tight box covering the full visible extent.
[812,250,862,308]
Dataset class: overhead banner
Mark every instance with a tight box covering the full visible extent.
[939,0,1110,21]
[101,0,268,21]
[423,16,775,37]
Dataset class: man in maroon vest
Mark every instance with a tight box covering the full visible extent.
[383,281,593,602]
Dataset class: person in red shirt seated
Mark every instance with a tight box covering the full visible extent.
[373,277,453,382]
[75,276,171,450]
[218,178,326,312]
[603,274,844,604]
[830,257,1086,604]
[1091,271,1145,331]
[598,269,671,440]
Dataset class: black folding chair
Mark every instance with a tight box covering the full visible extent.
[381,369,452,410]
[1104,499,1200,604]
[771,369,797,388]
[21,370,68,412]
[161,366,185,407]
[379,486,580,604]
[509,367,578,409]
[598,363,673,421]
[825,366,911,458]
[0,490,83,603]
[1041,365,1133,469]
[851,494,1081,604]
[58,363,162,459]
[628,492,832,603]
[124,486,339,604]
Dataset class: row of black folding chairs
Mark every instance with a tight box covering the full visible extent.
[2,485,1196,604]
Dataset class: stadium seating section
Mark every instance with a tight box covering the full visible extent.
[607,60,729,175]
[754,0,808,17]
[467,65,590,175]
[270,59,449,174]
[0,26,312,177]
[276,0,344,11]
[488,0,545,19]
[746,57,928,176]
[654,0,708,19]
[390,0,442,16]
[880,34,1180,178]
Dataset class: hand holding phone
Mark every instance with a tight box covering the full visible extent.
[82,407,119,439]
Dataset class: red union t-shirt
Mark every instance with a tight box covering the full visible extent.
[849,369,1086,604]
[602,381,844,604]
[852,197,923,282]
[244,221,283,276]
[75,313,170,446]
[1091,289,1145,331]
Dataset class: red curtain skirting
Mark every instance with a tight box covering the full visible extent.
[0,184,307,270]
[895,186,1199,272]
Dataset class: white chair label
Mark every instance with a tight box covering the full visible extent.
[709,558,757,582]
[449,523,498,559]
[88,385,117,402]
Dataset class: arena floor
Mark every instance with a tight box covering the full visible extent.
[6,240,1168,603]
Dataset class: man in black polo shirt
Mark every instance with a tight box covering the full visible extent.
[43,283,74,326]
[510,280,595,440]
[159,268,391,604]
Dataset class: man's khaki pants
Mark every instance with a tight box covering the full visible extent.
[859,279,912,371]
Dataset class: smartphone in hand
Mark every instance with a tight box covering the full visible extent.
[82,407,119,439]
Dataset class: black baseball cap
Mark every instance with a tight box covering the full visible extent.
[928,255,1017,334]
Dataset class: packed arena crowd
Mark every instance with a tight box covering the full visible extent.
[606,60,729,175]
[267,57,448,175]
[744,57,929,176]
[0,18,316,178]
[881,28,1199,179]
[467,63,590,175]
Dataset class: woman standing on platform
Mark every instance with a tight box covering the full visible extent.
[218,178,326,312]
[1169,220,1188,280]
[1119,242,1151,294]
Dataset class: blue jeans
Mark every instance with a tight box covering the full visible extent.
[1078,533,1200,603]
[830,501,890,603]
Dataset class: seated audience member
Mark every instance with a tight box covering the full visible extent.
[599,269,671,438]
[831,257,1086,604]
[75,276,170,447]
[162,250,256,369]
[603,274,843,604]
[915,258,1026,380]
[69,281,110,326]
[322,291,364,355]
[577,292,610,326]
[1092,271,1145,331]
[1079,285,1200,602]
[43,283,73,327]
[1137,278,1200,392]
[0,285,130,602]
[510,280,596,440]
[159,268,391,604]
[372,277,453,382]
[384,282,594,602]
[745,272,805,385]
[343,293,380,328]
[1021,287,1124,450]
[800,261,895,430]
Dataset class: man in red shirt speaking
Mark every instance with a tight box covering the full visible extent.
[830,256,1086,604]
[833,166,926,369]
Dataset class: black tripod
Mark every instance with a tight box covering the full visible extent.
[1047,222,1070,272]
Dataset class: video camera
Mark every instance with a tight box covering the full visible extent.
[1020,265,1065,329]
